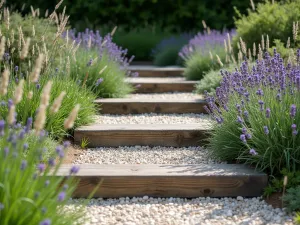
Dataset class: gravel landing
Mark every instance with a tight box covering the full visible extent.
[127,93,203,100]
[94,113,211,125]
[66,197,294,225]
[73,146,219,164]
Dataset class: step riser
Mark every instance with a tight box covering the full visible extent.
[56,164,268,198]
[74,130,209,147]
[97,102,207,114]
[132,83,195,93]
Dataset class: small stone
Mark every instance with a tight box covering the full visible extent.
[237,196,243,201]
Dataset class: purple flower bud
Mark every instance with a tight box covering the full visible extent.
[4,147,9,157]
[95,78,104,87]
[240,134,246,143]
[41,207,47,214]
[258,100,264,111]
[290,104,296,118]
[249,149,258,156]
[276,93,281,101]
[86,59,93,67]
[38,163,46,173]
[63,141,70,149]
[34,192,40,199]
[256,89,263,96]
[293,130,298,136]
[263,126,269,135]
[57,191,66,202]
[70,165,80,175]
[39,219,51,225]
[45,180,50,187]
[266,108,271,118]
[8,99,13,109]
[237,116,243,124]
[292,124,297,130]
[19,130,25,139]
[23,143,29,150]
[48,158,55,167]
[20,160,27,170]
[25,117,33,133]
[243,111,249,118]
[0,120,5,136]
[246,133,252,139]
[242,127,247,134]
[36,83,41,90]
[14,66,18,72]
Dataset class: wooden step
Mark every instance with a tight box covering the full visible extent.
[56,164,268,198]
[95,98,207,114]
[129,65,184,77]
[127,77,196,93]
[74,124,210,148]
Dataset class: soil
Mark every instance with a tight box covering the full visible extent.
[263,192,284,209]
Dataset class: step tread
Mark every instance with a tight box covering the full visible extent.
[95,98,205,103]
[127,77,196,84]
[76,123,210,131]
[129,65,184,71]
[58,164,265,176]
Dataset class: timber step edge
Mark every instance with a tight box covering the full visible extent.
[95,98,208,114]
[129,65,184,77]
[56,164,268,198]
[126,77,197,93]
[74,124,211,148]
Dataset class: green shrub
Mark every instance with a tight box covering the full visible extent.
[153,47,183,66]
[233,0,300,53]
[196,63,237,94]
[283,186,300,212]
[0,74,96,139]
[296,212,300,224]
[112,28,172,61]
[69,47,133,98]
[183,47,225,80]
[206,50,300,175]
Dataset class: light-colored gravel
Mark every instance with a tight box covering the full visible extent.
[73,146,219,164]
[127,93,203,100]
[94,113,211,125]
[65,197,295,225]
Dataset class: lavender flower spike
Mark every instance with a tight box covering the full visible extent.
[290,104,296,118]
[95,78,104,87]
[249,149,258,156]
[263,126,269,135]
[57,191,66,202]
[39,219,51,225]
[240,134,247,143]
[266,108,271,118]
[70,165,80,175]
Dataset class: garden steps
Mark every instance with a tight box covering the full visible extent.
[74,124,210,148]
[129,65,184,77]
[127,77,196,93]
[56,164,268,198]
[95,97,207,114]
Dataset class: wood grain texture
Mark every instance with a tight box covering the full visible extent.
[56,164,268,198]
[129,65,184,77]
[126,77,197,93]
[95,98,207,114]
[74,124,211,147]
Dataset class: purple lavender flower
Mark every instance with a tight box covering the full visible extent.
[23,143,29,150]
[0,120,5,136]
[39,219,51,225]
[38,163,46,173]
[63,184,69,191]
[25,117,33,133]
[4,147,9,157]
[57,191,66,202]
[256,89,264,96]
[249,149,258,156]
[41,207,47,214]
[266,108,271,118]
[240,134,247,143]
[263,126,269,135]
[243,111,249,118]
[290,104,296,118]
[86,59,93,67]
[70,165,80,175]
[45,180,50,187]
[20,160,27,170]
[237,116,243,124]
[36,83,41,89]
[48,158,55,167]
[0,203,4,210]
[56,146,64,158]
[95,78,104,86]
[246,133,252,139]
[63,141,71,148]
[242,127,247,134]
[258,100,264,111]
[292,124,298,136]
[8,99,13,109]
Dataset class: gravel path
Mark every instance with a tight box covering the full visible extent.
[73,146,219,164]
[94,113,211,125]
[66,197,295,225]
[127,93,203,100]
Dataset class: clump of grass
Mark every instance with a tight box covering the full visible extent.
[205,49,300,176]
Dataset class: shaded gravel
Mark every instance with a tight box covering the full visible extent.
[73,146,219,164]
[65,197,295,225]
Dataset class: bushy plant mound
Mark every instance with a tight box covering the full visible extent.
[233,0,300,53]
[196,64,237,94]
[152,34,193,66]
[64,29,134,98]
[206,49,300,176]
[283,186,300,212]
[179,30,235,80]
[111,28,172,61]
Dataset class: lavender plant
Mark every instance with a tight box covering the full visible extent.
[179,30,235,80]
[205,49,300,175]
[62,29,134,98]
